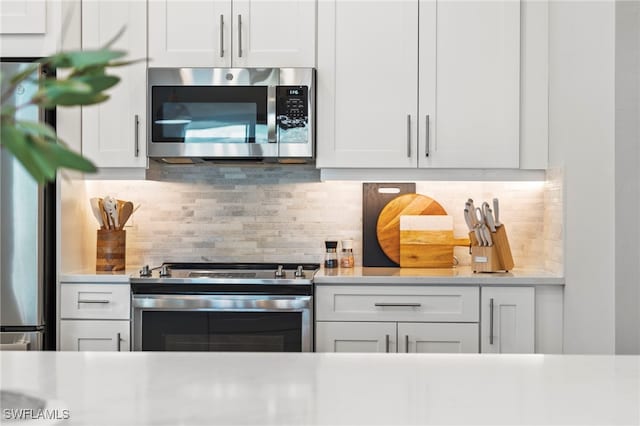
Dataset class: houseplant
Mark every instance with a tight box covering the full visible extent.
[0,33,134,184]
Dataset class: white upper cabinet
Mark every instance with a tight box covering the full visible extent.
[316,0,418,168]
[0,0,61,57]
[81,0,147,169]
[419,0,520,168]
[149,0,316,68]
[148,0,231,67]
[318,0,541,169]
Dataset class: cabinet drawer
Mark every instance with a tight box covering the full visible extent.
[316,286,479,322]
[60,283,130,320]
[59,320,130,351]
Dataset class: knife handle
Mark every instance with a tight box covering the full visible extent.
[493,198,501,226]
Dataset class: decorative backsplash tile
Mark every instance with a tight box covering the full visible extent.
[82,162,561,272]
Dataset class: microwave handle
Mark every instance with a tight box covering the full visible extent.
[219,15,224,58]
[237,14,243,58]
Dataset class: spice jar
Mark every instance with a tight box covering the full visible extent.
[324,241,338,269]
[340,239,355,268]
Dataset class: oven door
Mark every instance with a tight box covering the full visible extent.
[132,294,312,352]
[148,68,278,159]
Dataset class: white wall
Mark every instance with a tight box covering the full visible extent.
[614,0,640,354]
[549,1,616,353]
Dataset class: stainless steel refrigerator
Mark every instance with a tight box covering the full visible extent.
[0,59,56,351]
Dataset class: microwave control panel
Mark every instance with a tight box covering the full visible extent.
[276,86,309,144]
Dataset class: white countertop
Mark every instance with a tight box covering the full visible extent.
[315,266,564,285]
[1,352,637,425]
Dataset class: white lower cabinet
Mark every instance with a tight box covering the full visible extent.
[316,322,397,353]
[398,322,478,354]
[315,285,480,354]
[58,281,131,351]
[481,287,535,353]
[59,320,130,352]
[316,321,479,354]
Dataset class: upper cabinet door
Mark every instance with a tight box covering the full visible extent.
[148,0,231,67]
[316,0,419,168]
[419,0,521,168]
[232,0,316,67]
[81,0,147,168]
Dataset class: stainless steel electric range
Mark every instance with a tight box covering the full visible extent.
[130,263,319,352]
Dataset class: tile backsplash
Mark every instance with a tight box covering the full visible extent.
[81,163,560,271]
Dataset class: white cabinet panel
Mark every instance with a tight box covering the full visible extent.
[316,322,396,353]
[420,0,520,168]
[316,286,479,322]
[59,320,130,352]
[0,0,45,33]
[398,322,479,354]
[81,0,147,169]
[232,0,315,67]
[316,0,418,168]
[60,283,130,320]
[481,287,535,353]
[148,0,231,67]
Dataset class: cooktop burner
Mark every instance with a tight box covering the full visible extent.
[133,262,320,286]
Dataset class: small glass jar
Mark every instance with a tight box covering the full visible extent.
[340,239,355,268]
[324,241,338,269]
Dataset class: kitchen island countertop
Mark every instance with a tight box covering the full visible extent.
[314,266,564,285]
[0,352,637,425]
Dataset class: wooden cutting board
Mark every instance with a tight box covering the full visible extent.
[400,216,470,268]
[376,194,447,264]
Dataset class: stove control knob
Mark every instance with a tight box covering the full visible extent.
[159,265,171,277]
[275,265,286,278]
[139,265,151,277]
[294,266,305,278]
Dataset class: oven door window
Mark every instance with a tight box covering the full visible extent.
[151,86,268,144]
[141,311,302,352]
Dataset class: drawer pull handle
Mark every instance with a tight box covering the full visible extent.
[78,299,110,304]
[405,335,409,353]
[117,333,121,352]
[385,334,390,353]
[374,303,422,307]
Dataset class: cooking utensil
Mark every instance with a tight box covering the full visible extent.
[463,208,474,232]
[89,198,105,229]
[475,207,492,246]
[376,193,447,264]
[98,198,111,229]
[119,201,134,229]
[493,198,501,227]
[363,183,416,267]
[485,206,497,232]
[103,196,119,230]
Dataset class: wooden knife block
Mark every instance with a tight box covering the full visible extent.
[470,225,514,273]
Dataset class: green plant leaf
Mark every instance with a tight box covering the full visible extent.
[76,74,120,92]
[48,49,127,70]
[15,120,58,141]
[1,123,48,183]
[35,138,97,173]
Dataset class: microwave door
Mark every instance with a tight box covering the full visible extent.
[149,85,277,159]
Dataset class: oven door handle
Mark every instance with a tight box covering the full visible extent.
[132,294,312,311]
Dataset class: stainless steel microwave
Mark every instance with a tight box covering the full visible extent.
[147,68,315,162]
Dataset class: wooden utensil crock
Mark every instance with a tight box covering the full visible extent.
[96,229,125,271]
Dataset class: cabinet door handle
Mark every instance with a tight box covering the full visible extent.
[134,114,140,157]
[374,303,421,307]
[385,334,390,353]
[78,299,110,304]
[425,114,430,157]
[117,332,121,351]
[405,335,409,353]
[489,298,495,345]
[406,114,411,157]
[237,14,243,57]
[219,15,224,57]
